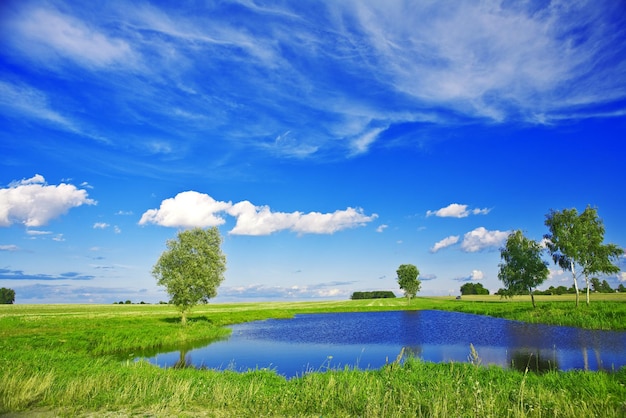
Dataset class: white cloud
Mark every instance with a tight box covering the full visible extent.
[0,175,96,227]
[344,0,626,120]
[227,201,301,236]
[93,222,109,229]
[430,235,460,253]
[0,82,78,131]
[138,191,232,228]
[139,191,377,235]
[218,283,349,300]
[376,224,388,233]
[350,127,386,155]
[0,245,19,252]
[618,272,626,283]
[427,203,490,218]
[228,201,377,235]
[461,227,509,252]
[470,270,484,281]
[548,269,567,281]
[10,7,134,68]
[26,230,52,236]
[293,207,377,235]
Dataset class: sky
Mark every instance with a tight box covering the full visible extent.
[1,0,625,304]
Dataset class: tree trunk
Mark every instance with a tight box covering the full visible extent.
[529,288,536,309]
[571,260,579,308]
[181,311,187,326]
[584,274,591,306]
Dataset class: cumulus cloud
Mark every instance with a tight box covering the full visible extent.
[0,175,96,227]
[461,227,509,252]
[139,191,232,228]
[427,203,490,218]
[618,272,626,283]
[140,191,377,235]
[431,235,460,253]
[470,270,484,281]
[93,222,109,229]
[376,224,388,233]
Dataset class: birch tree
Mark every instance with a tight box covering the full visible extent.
[544,206,623,307]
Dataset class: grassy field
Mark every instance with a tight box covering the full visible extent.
[1,295,625,416]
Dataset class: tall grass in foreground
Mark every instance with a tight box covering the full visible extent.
[2,357,625,417]
[1,297,626,416]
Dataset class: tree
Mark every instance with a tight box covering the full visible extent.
[0,287,15,304]
[544,206,623,307]
[591,278,614,293]
[396,264,420,303]
[152,227,226,325]
[497,230,549,308]
[460,282,489,295]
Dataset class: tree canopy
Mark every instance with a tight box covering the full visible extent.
[396,264,421,302]
[460,282,489,295]
[0,287,15,304]
[544,206,623,306]
[498,230,549,308]
[152,227,226,324]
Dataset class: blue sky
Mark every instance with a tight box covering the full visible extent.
[1,0,625,304]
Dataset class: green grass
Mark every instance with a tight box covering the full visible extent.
[1,295,626,416]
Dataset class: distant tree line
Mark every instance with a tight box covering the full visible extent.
[350,291,396,300]
[496,282,625,296]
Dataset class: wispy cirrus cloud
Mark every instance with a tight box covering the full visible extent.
[0,268,94,281]
[139,191,377,235]
[6,6,135,69]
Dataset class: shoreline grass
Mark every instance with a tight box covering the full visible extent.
[1,295,625,416]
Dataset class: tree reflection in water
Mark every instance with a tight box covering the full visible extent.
[509,349,559,373]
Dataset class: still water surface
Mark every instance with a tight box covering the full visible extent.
[140,310,626,378]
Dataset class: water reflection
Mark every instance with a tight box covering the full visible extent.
[138,310,626,378]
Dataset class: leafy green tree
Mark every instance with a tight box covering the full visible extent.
[618,284,626,293]
[152,227,226,325]
[498,230,549,308]
[544,206,623,307]
[591,278,614,293]
[0,287,15,304]
[460,282,489,295]
[396,264,420,303]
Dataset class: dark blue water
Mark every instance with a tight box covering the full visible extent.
[139,310,626,378]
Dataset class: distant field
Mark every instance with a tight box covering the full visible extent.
[1,295,625,416]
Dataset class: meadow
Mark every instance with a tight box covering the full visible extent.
[1,294,625,417]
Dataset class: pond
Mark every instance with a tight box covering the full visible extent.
[138,310,626,378]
